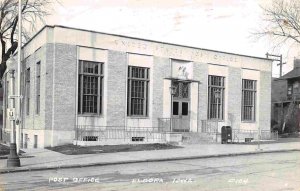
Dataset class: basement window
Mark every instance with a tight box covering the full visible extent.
[83,136,98,141]
[131,137,145,142]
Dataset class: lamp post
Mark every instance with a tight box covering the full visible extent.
[256,123,262,151]
[170,85,176,132]
[257,110,262,151]
[214,90,221,142]
[6,58,21,167]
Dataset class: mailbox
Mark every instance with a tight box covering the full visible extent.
[221,126,232,144]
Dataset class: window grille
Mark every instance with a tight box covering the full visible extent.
[127,66,149,116]
[208,75,225,120]
[242,79,257,121]
[172,81,189,99]
[131,137,145,142]
[78,60,103,114]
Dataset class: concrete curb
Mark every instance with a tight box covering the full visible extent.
[0,149,299,174]
[0,155,34,160]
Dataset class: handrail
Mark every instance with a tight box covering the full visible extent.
[158,118,190,132]
[75,125,166,142]
[201,120,278,141]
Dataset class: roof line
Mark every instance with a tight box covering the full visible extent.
[26,25,272,61]
[279,68,300,80]
[23,25,48,48]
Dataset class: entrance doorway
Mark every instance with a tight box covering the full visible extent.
[171,81,190,132]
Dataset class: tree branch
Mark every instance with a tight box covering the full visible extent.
[0,0,55,79]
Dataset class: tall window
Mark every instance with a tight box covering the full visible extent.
[242,79,256,121]
[127,66,149,116]
[26,68,30,115]
[208,75,225,120]
[78,60,103,114]
[36,61,41,114]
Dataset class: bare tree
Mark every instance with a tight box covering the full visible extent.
[256,0,300,48]
[257,0,300,134]
[0,0,53,80]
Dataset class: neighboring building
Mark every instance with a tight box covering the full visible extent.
[272,59,300,133]
[0,87,3,141]
[1,25,272,148]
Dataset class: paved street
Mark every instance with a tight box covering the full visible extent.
[0,151,299,191]
[2,141,300,173]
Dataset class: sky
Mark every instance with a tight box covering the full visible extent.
[42,0,297,77]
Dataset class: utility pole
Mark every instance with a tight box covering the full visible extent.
[16,0,22,154]
[266,53,286,77]
[7,0,22,167]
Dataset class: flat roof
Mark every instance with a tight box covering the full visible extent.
[25,25,273,62]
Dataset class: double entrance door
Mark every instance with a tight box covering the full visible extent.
[171,81,190,132]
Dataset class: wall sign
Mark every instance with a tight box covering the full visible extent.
[113,38,240,64]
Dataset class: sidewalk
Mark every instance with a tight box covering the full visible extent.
[0,141,300,174]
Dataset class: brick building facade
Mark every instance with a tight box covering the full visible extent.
[1,25,272,148]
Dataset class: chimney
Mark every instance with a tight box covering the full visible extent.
[294,58,300,68]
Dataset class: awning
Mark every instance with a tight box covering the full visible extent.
[164,77,201,83]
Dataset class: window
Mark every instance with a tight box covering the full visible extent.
[26,68,30,115]
[182,102,189,116]
[83,136,98,141]
[36,61,41,114]
[78,60,104,114]
[287,85,292,96]
[172,81,189,99]
[208,75,225,120]
[173,102,179,115]
[131,137,145,142]
[242,79,257,121]
[127,66,149,116]
[293,82,299,94]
